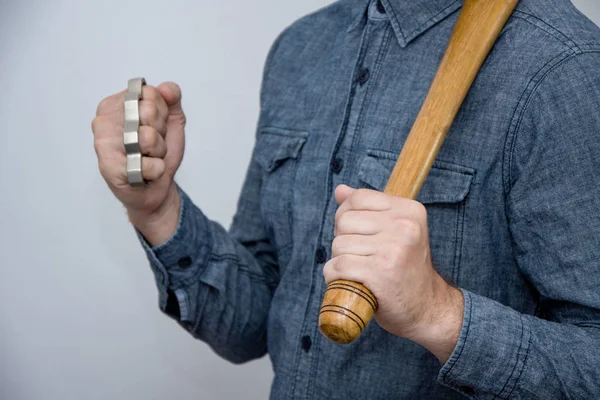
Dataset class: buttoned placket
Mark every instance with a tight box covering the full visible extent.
[289,2,394,398]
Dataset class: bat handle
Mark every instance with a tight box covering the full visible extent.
[318,280,377,344]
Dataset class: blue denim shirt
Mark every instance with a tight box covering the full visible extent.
[138,0,600,398]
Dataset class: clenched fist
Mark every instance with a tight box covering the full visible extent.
[323,185,464,363]
[92,82,186,245]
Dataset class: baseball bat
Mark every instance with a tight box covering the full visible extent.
[319,0,519,344]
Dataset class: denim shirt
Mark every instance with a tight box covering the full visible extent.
[138,0,600,398]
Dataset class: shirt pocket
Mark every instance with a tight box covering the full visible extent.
[254,127,309,269]
[358,149,475,283]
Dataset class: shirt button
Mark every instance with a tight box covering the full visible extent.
[315,246,327,264]
[301,336,312,352]
[178,256,193,269]
[376,0,386,14]
[358,67,370,86]
[460,387,475,396]
[330,157,343,174]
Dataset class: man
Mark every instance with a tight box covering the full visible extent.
[92,0,600,398]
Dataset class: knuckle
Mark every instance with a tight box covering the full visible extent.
[93,137,110,156]
[404,218,422,238]
[92,116,121,140]
[331,236,344,255]
[91,117,100,134]
[412,201,428,220]
[334,208,342,225]
[142,128,157,149]
[148,104,159,121]
[97,160,110,179]
[334,254,351,270]
[330,256,342,272]
[142,85,158,100]
[93,138,102,155]
[323,261,335,283]
[145,159,156,174]
[96,97,113,115]
[395,219,422,245]
[335,212,348,233]
[141,101,158,122]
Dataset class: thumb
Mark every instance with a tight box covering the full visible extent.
[334,184,356,205]
[157,82,183,113]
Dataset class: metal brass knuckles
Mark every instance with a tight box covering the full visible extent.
[123,77,146,187]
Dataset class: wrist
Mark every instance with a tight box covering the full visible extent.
[128,184,181,247]
[409,277,464,364]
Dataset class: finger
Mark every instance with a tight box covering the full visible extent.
[335,188,393,223]
[141,85,169,124]
[323,254,372,285]
[92,116,123,150]
[139,100,167,135]
[349,189,393,211]
[157,82,183,114]
[97,153,126,184]
[335,210,388,236]
[334,185,357,219]
[96,90,126,116]
[334,184,355,205]
[139,126,167,158]
[141,157,165,181]
[331,234,378,257]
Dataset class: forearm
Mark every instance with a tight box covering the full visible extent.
[408,275,465,364]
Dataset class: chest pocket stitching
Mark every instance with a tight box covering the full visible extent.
[254,127,309,266]
[357,148,475,284]
[254,127,308,172]
[358,148,475,203]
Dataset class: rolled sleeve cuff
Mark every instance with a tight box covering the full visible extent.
[136,187,212,311]
[438,290,531,399]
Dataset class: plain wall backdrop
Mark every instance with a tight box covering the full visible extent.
[0,1,599,399]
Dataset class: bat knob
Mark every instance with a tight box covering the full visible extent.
[318,280,377,344]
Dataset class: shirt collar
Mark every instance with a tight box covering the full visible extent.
[350,0,461,48]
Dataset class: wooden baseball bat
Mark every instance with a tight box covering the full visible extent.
[319,0,519,344]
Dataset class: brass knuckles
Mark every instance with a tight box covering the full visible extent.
[123,77,146,187]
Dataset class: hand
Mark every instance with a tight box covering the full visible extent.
[92,82,186,245]
[323,185,464,363]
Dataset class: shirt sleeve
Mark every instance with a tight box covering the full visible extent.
[137,153,278,364]
[438,50,600,398]
[135,31,290,365]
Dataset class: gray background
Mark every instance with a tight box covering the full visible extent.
[0,1,598,399]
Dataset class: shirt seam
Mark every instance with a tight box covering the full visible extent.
[383,0,460,46]
[511,10,582,52]
[501,48,600,197]
[508,317,533,398]
[497,314,526,398]
[169,253,267,289]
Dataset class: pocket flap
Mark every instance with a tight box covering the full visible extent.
[255,127,308,172]
[358,149,474,204]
